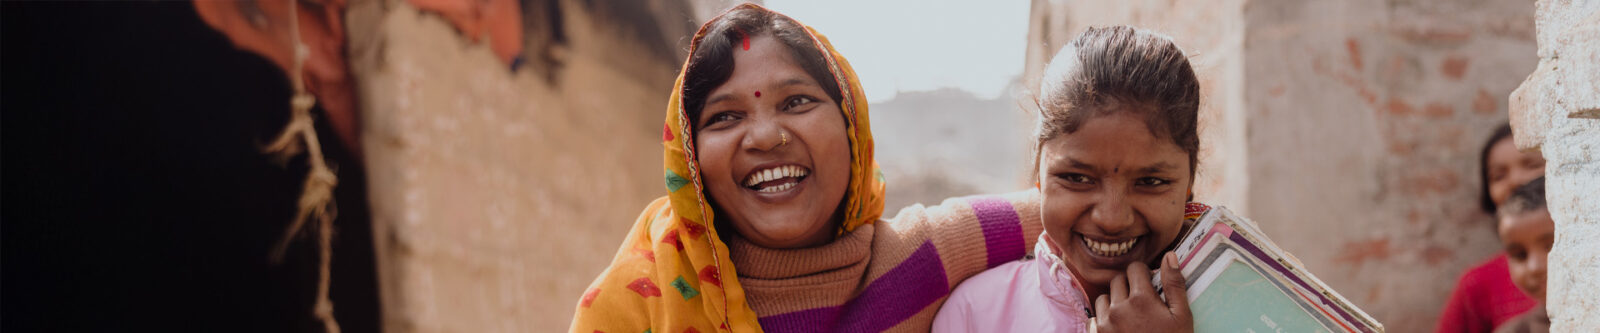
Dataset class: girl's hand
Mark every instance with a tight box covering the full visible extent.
[1094,252,1193,333]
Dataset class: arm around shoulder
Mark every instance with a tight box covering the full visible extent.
[886,189,1043,280]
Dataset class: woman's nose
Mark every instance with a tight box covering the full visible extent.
[1088,189,1136,234]
[744,115,785,152]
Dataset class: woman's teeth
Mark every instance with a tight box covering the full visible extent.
[745,165,808,192]
[758,182,796,193]
[1083,237,1138,256]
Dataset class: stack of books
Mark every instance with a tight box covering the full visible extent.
[1156,206,1385,333]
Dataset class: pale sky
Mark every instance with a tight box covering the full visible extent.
[765,0,1030,102]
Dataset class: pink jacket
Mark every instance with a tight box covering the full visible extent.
[933,235,1092,332]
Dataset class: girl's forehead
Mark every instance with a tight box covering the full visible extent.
[1038,127,1189,177]
[1500,211,1555,239]
[1049,117,1184,153]
[1041,141,1187,171]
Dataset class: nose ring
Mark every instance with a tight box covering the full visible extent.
[780,132,789,146]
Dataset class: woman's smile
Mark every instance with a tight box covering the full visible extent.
[1074,232,1149,271]
[742,164,811,197]
[1080,234,1140,257]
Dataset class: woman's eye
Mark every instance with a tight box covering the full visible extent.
[1058,173,1094,185]
[783,96,817,111]
[1136,177,1171,186]
[703,112,741,127]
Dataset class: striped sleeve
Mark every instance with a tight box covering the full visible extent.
[886,189,1043,291]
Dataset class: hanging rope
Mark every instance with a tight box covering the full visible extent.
[265,0,342,332]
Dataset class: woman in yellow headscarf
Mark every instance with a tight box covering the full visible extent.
[570,4,1042,332]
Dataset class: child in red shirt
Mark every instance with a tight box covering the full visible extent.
[1490,178,1553,333]
[1435,124,1543,333]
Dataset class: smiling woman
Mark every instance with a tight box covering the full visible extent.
[569,4,1044,333]
[686,23,854,249]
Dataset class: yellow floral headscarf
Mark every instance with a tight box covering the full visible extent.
[570,4,884,333]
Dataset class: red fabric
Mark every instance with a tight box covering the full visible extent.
[1436,254,1538,333]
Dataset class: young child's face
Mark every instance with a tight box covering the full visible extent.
[1500,209,1554,301]
[1037,112,1193,292]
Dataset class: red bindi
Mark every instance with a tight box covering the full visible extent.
[754,91,761,97]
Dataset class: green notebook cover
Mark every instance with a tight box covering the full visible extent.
[1190,253,1334,333]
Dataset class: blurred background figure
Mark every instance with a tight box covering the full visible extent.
[1435,124,1545,333]
[1489,177,1553,333]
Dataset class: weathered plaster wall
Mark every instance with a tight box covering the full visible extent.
[344,0,717,330]
[1026,1,1538,331]
[1509,0,1600,330]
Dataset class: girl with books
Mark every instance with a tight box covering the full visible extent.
[933,26,1205,333]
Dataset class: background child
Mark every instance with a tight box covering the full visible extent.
[932,25,1201,333]
[1437,124,1546,333]
[1491,177,1552,333]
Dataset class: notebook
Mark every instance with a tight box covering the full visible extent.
[1155,206,1385,333]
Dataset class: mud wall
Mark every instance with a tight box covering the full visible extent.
[344,0,725,330]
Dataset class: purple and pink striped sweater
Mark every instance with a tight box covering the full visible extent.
[726,190,1042,332]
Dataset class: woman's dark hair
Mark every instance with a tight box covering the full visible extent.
[1034,26,1201,176]
[1498,176,1546,220]
[681,6,843,131]
[1479,123,1515,214]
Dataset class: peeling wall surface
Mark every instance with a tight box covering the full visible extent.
[1026,0,1538,331]
[1509,0,1600,331]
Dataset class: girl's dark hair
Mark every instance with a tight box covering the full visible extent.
[1034,26,1201,175]
[681,6,843,131]
[1479,123,1515,214]
[1498,176,1546,220]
